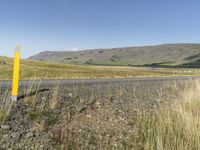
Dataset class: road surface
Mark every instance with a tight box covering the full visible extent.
[0,76,200,90]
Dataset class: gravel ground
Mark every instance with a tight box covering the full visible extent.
[0,78,198,149]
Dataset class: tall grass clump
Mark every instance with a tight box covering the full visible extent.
[49,81,61,109]
[133,80,200,150]
[0,89,13,122]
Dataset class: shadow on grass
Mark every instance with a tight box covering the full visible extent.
[134,59,200,68]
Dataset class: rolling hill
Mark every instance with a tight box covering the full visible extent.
[29,44,200,67]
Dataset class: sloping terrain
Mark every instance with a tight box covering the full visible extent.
[29,44,200,67]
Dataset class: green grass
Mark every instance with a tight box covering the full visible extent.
[30,44,200,67]
[1,56,200,80]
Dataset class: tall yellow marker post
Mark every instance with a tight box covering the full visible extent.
[11,46,20,101]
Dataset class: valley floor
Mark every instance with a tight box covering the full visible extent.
[1,56,200,80]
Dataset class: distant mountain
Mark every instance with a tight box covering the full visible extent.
[29,44,200,68]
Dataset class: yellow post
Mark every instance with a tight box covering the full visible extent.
[11,46,20,101]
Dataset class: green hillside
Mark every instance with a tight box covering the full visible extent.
[29,44,200,67]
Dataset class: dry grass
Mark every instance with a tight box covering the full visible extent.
[131,81,200,150]
[0,79,200,149]
[49,80,200,149]
[0,89,13,122]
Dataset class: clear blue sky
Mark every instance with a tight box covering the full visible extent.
[1,0,200,58]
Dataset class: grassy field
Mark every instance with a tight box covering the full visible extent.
[1,56,200,80]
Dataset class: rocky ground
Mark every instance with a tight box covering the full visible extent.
[0,79,195,149]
